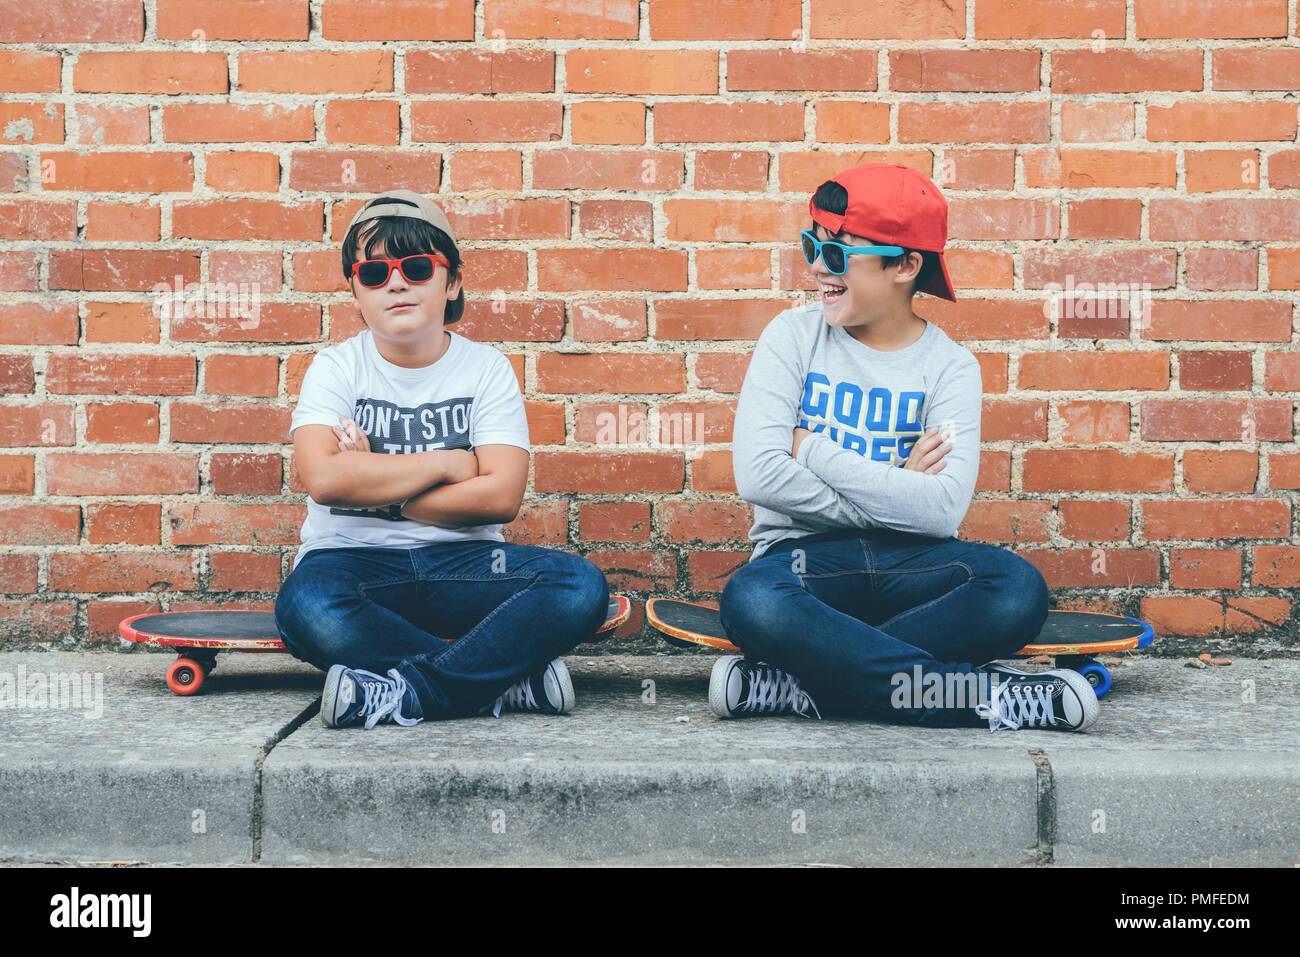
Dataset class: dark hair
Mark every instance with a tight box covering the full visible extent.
[810,180,939,299]
[341,197,465,324]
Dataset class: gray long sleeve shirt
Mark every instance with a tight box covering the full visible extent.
[731,303,983,561]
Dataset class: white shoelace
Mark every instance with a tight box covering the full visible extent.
[745,665,821,719]
[975,678,1056,732]
[350,668,421,729]
[489,674,539,718]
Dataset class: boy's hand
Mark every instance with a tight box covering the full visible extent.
[791,427,812,458]
[440,449,479,485]
[903,426,952,475]
[333,415,369,452]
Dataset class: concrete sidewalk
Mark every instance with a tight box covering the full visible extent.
[0,650,1296,866]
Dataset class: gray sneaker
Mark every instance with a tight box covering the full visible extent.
[484,658,575,717]
[975,666,1099,732]
[709,656,821,719]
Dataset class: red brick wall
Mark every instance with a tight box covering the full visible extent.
[1,0,1297,650]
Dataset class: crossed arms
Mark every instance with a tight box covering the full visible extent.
[293,416,527,528]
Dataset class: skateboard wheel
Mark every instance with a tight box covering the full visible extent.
[1076,662,1111,698]
[166,658,205,696]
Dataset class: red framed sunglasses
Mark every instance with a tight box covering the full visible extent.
[352,253,450,288]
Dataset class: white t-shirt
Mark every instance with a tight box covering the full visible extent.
[288,328,530,566]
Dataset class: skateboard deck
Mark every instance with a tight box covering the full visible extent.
[645,598,1153,698]
[121,595,632,696]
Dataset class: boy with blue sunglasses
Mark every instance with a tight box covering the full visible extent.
[717,163,1099,732]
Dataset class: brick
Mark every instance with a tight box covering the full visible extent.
[776,151,934,192]
[1147,101,1296,142]
[579,200,652,242]
[412,100,562,143]
[586,549,677,592]
[0,51,62,92]
[1143,500,1289,540]
[1051,50,1203,93]
[325,100,400,145]
[1252,546,1300,587]
[1023,247,1176,289]
[891,50,1039,92]
[534,150,683,191]
[937,150,1015,190]
[813,0,965,39]
[85,203,161,242]
[1022,149,1177,189]
[210,551,282,592]
[1136,0,1287,39]
[1214,49,1300,90]
[1019,352,1170,391]
[536,353,685,393]
[443,198,569,241]
[448,151,522,192]
[650,0,800,39]
[46,355,195,395]
[171,504,302,545]
[655,299,786,341]
[502,500,569,545]
[694,151,769,191]
[164,103,315,143]
[48,552,198,593]
[157,0,308,40]
[320,0,474,40]
[1169,549,1243,590]
[900,102,1050,143]
[579,502,651,542]
[728,50,877,91]
[84,302,159,343]
[406,50,554,94]
[1056,401,1128,442]
[1183,449,1258,493]
[1061,102,1136,143]
[1152,198,1300,241]
[1023,547,1160,589]
[238,51,393,94]
[538,249,687,291]
[534,452,684,493]
[974,0,1126,38]
[455,301,565,341]
[1177,350,1253,390]
[654,102,804,142]
[73,104,150,146]
[170,199,322,242]
[85,503,161,545]
[948,199,1060,240]
[288,151,441,193]
[1141,397,1291,441]
[1023,450,1173,492]
[1143,300,1291,342]
[1185,249,1258,291]
[0,404,75,447]
[567,50,718,95]
[1186,150,1261,193]
[1058,500,1132,542]
[570,101,644,145]
[205,152,281,192]
[485,0,639,39]
[38,151,194,193]
[0,103,64,144]
[697,249,772,290]
[1,0,143,42]
[0,201,78,241]
[958,500,1052,543]
[569,299,647,342]
[85,402,159,443]
[664,199,804,242]
[0,356,35,395]
[690,449,736,493]
[75,52,227,95]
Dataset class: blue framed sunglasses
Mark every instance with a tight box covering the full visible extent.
[800,229,904,275]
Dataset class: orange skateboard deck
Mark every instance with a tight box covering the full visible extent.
[121,595,632,696]
[646,598,1153,698]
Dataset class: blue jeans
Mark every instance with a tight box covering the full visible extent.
[274,541,610,720]
[718,529,1050,727]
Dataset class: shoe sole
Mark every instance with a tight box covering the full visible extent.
[320,663,347,727]
[548,659,576,714]
[708,656,741,719]
[1042,668,1100,732]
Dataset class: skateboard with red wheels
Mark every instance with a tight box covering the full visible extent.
[645,598,1153,699]
[120,595,632,696]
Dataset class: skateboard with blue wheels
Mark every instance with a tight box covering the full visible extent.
[121,595,632,696]
[646,599,1153,699]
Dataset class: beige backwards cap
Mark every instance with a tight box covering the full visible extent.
[345,189,457,246]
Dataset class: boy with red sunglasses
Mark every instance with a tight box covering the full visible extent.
[276,189,609,729]
[717,163,1099,732]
